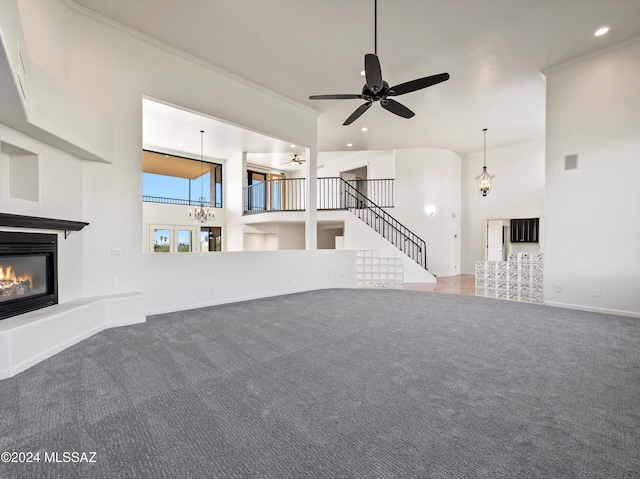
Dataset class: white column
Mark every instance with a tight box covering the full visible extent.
[304,146,317,250]
[223,152,246,251]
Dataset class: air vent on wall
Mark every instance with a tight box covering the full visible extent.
[564,154,578,170]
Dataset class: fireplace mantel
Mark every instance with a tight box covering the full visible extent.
[0,213,88,238]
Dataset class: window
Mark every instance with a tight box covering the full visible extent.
[152,228,171,253]
[142,150,222,207]
[149,225,218,253]
[176,228,193,252]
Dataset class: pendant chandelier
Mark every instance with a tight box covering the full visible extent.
[188,130,215,223]
[475,128,494,197]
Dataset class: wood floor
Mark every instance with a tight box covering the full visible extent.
[404,274,475,296]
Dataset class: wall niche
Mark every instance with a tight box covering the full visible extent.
[0,141,39,202]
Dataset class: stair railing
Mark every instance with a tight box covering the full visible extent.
[243,176,428,271]
[340,178,428,271]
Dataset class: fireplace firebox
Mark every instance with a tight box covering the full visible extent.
[0,231,58,320]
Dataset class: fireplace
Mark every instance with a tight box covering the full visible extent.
[0,231,58,320]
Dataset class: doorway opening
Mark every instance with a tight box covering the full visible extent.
[484,217,543,261]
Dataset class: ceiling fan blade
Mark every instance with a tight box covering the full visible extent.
[343,102,373,125]
[309,94,363,100]
[364,54,383,93]
[381,99,415,119]
[388,73,450,96]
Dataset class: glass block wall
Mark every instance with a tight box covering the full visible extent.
[356,250,404,289]
[475,253,544,303]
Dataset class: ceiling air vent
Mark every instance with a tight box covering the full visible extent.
[564,154,578,170]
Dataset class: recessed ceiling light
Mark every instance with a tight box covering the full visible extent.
[360,70,365,76]
[290,144,296,147]
[361,127,368,132]
[347,143,353,147]
[178,143,184,147]
[594,26,609,37]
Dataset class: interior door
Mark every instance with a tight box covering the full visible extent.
[487,220,504,261]
[341,172,360,208]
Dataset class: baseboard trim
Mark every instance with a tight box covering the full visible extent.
[0,324,103,380]
[0,292,146,380]
[144,285,357,316]
[544,301,640,319]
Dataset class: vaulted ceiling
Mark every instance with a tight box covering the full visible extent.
[72,0,640,156]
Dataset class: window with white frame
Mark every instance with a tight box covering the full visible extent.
[149,225,221,253]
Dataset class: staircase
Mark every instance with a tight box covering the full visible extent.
[339,179,429,273]
[243,176,430,273]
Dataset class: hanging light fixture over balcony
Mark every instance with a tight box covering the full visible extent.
[475,128,494,197]
[188,130,215,223]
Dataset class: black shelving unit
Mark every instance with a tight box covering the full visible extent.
[510,218,539,243]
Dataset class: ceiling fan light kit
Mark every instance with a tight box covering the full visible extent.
[281,154,306,165]
[309,0,450,125]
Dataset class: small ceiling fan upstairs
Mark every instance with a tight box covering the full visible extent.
[309,0,450,126]
[281,154,305,165]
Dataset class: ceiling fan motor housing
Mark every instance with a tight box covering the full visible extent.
[362,81,391,102]
[310,51,449,125]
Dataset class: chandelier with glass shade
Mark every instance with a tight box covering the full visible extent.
[475,128,494,197]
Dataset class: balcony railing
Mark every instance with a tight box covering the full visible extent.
[243,178,306,213]
[346,179,394,208]
[243,176,427,270]
[143,196,221,208]
[243,177,394,214]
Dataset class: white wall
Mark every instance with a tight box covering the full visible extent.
[544,39,640,317]
[244,233,268,252]
[301,147,459,278]
[314,150,395,179]
[224,152,245,251]
[276,223,305,250]
[331,211,436,283]
[1,0,110,163]
[460,139,545,273]
[243,222,305,251]
[317,226,343,249]
[0,125,84,302]
[0,0,331,314]
[393,147,461,278]
[139,250,357,315]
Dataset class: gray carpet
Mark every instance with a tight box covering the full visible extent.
[1,289,639,478]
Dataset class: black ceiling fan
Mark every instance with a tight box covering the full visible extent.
[309,0,450,126]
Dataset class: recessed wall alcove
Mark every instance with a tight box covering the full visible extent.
[0,141,39,201]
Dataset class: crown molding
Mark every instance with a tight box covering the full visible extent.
[541,34,640,76]
[61,0,319,116]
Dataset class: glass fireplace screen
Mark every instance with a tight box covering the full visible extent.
[0,255,50,303]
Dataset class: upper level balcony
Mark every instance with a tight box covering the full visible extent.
[243,177,394,214]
